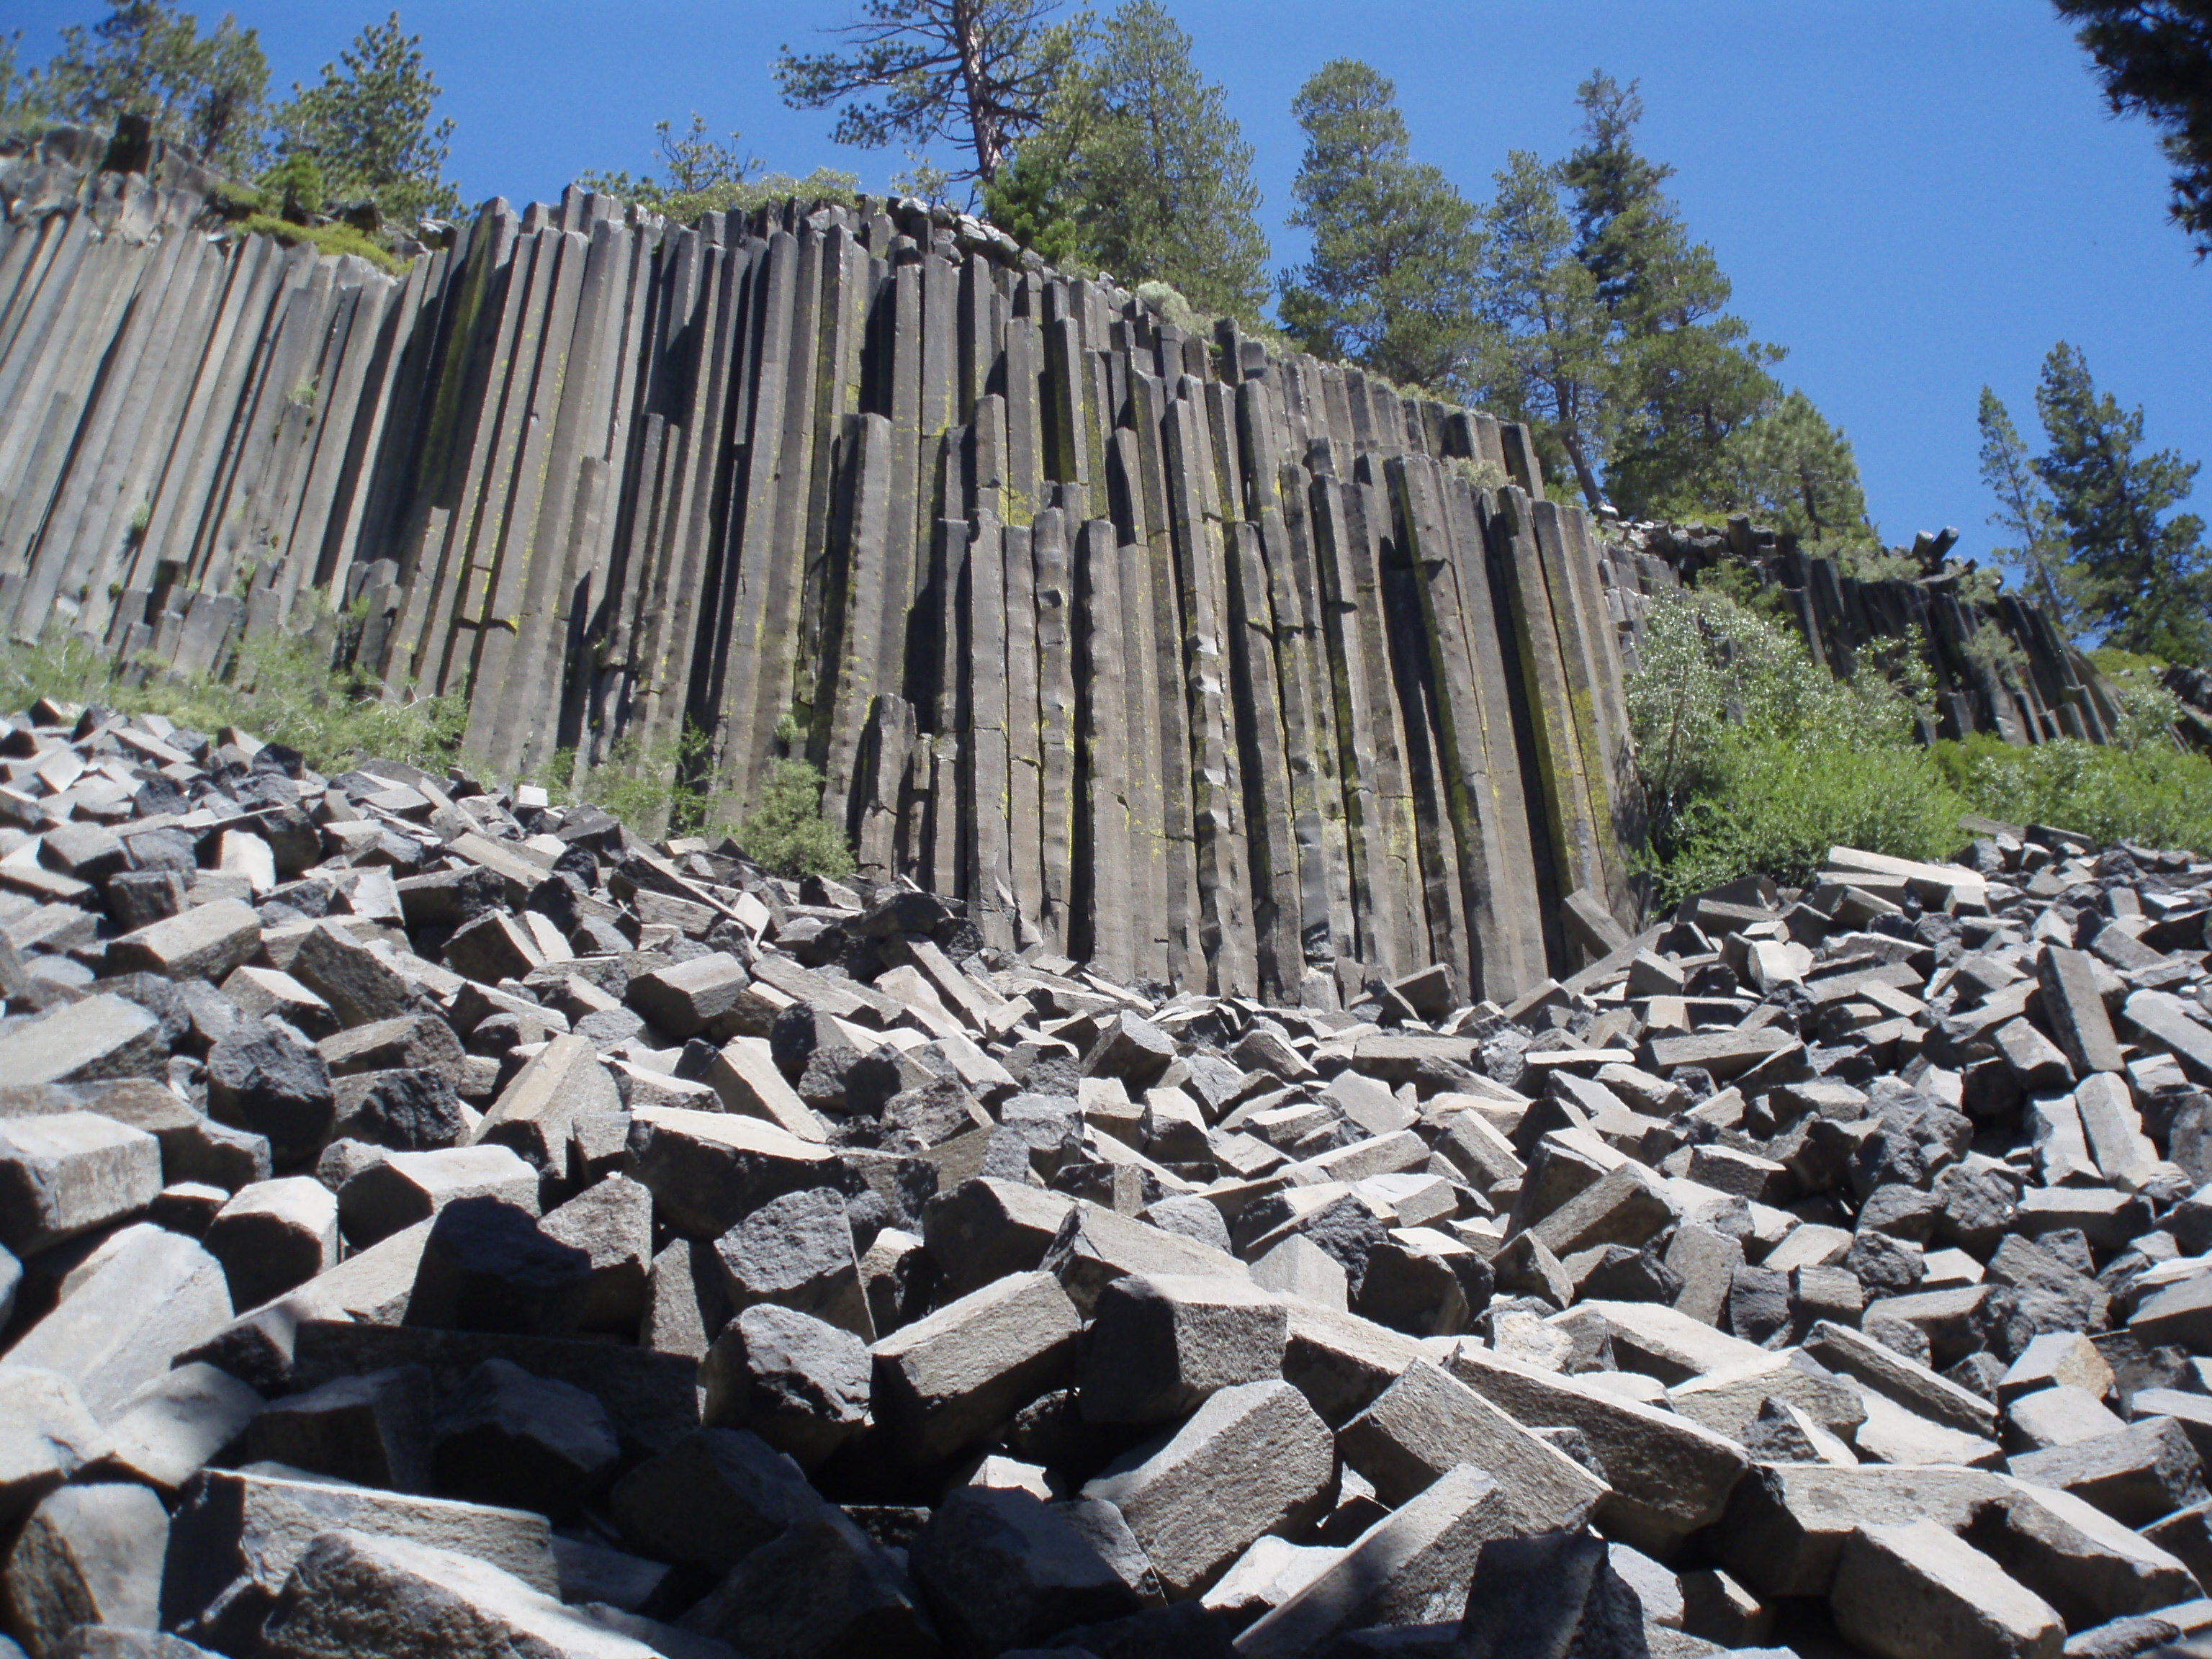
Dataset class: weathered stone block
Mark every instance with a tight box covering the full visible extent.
[1083,1379,1334,1599]
[870,1270,1081,1463]
[0,1110,161,1253]
[1079,1272,1288,1424]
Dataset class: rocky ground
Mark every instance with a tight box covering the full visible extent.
[1,703,2211,1659]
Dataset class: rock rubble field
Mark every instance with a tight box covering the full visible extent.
[1,703,2212,1659]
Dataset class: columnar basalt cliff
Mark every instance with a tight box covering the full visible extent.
[0,135,1645,1009]
[0,127,2123,1009]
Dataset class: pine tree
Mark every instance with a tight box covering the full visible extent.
[1560,71,1779,520]
[1473,150,1611,507]
[2033,341,2212,664]
[1719,390,1877,553]
[1278,60,1483,393]
[575,114,860,225]
[269,12,457,222]
[1976,386,2073,625]
[976,81,1089,268]
[776,0,1082,189]
[580,116,753,217]
[0,35,35,125]
[981,1,1269,323]
[2056,0,2212,258]
[26,1,267,176]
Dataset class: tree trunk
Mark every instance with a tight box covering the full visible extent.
[952,1,1003,184]
[1560,430,1604,511]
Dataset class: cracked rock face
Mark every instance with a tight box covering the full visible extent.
[3,700,2212,1658]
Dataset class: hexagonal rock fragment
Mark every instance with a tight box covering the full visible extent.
[1802,1320,1997,1439]
[1082,1379,1334,1600]
[338,1145,540,1249]
[7,1224,233,1422]
[712,1184,871,1339]
[607,1428,832,1573]
[624,953,753,1040]
[536,1174,652,1335]
[922,1176,1076,1298]
[699,1303,871,1472]
[1998,1331,2113,1405]
[637,1238,731,1359]
[2074,1072,2157,1186]
[908,1486,1144,1654]
[1453,1531,1651,1659]
[2038,945,2124,1077]
[3,1483,170,1659]
[870,1270,1081,1465]
[444,911,547,984]
[1337,1359,1608,1529]
[405,1196,594,1338]
[472,1033,619,1175]
[318,1012,466,1082]
[673,1511,938,1658]
[1041,1198,1249,1317]
[1444,1344,1750,1553]
[1529,1161,1678,1259]
[1079,1272,1289,1425]
[201,1176,341,1310]
[86,1362,263,1497]
[247,1364,434,1493]
[1353,1228,1492,1338]
[331,1068,466,1152]
[1052,1496,1166,1607]
[1082,1010,1177,1086]
[622,1106,840,1240]
[287,922,414,1029]
[221,964,336,1038]
[2005,1416,2208,1528]
[0,1369,104,1527]
[0,1110,161,1254]
[431,1358,621,1517]
[1713,1461,2196,1619]
[1200,1536,1342,1632]
[1249,1234,1349,1312]
[205,1023,334,1167]
[256,1529,662,1659]
[1830,1518,2062,1659]
[158,1466,559,1653]
[106,898,261,983]
[1235,1465,1513,1658]
[2008,1385,2125,1450]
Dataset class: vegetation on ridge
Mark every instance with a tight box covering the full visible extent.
[1626,580,2212,908]
[0,629,860,877]
[0,622,463,777]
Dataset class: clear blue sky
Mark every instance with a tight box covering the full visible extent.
[17,1,2211,577]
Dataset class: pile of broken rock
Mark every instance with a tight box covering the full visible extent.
[3,704,2212,1659]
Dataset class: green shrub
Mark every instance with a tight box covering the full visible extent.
[1690,560,1789,624]
[0,624,463,776]
[2106,674,2187,748]
[1933,734,2212,855]
[1134,281,1200,334]
[259,153,326,222]
[2090,646,2168,675]
[1647,734,1966,907]
[1625,577,2212,903]
[1627,586,1916,821]
[1629,586,1959,904]
[206,179,263,220]
[545,724,719,840]
[734,759,855,879]
[231,214,409,276]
